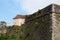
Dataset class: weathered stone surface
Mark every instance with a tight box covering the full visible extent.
[53,4,60,13]
[24,4,60,40]
[53,14,60,40]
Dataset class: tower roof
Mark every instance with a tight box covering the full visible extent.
[13,14,25,19]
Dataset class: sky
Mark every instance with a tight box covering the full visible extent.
[0,0,60,26]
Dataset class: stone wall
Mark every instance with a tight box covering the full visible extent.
[52,13,60,40]
[21,4,60,40]
[21,4,53,40]
[25,14,52,40]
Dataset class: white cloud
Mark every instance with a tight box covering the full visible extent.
[53,0,60,4]
[21,0,60,15]
[11,0,60,15]
[21,0,53,14]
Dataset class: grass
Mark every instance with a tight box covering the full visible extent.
[0,35,16,40]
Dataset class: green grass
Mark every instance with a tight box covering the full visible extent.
[0,35,16,40]
[0,35,25,40]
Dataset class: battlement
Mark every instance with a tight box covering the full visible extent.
[25,4,60,22]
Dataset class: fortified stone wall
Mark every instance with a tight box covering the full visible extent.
[52,4,60,40]
[21,4,60,40]
[52,13,60,40]
[21,4,53,40]
[25,14,52,40]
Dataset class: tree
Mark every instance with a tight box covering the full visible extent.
[0,21,7,27]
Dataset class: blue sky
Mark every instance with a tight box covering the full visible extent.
[0,0,60,25]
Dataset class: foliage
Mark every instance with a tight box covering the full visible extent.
[34,22,40,27]
[0,25,26,40]
[19,35,25,40]
[0,34,26,40]
[25,27,30,33]
[0,21,7,27]
[0,35,16,40]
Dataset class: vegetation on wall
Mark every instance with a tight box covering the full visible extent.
[0,25,26,40]
[34,21,40,28]
[25,27,30,33]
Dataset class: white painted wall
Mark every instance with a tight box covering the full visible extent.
[13,19,25,26]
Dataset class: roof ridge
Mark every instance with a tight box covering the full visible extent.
[13,14,25,19]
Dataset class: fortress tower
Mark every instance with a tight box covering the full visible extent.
[13,14,25,26]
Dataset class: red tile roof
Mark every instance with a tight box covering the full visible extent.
[13,14,25,19]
